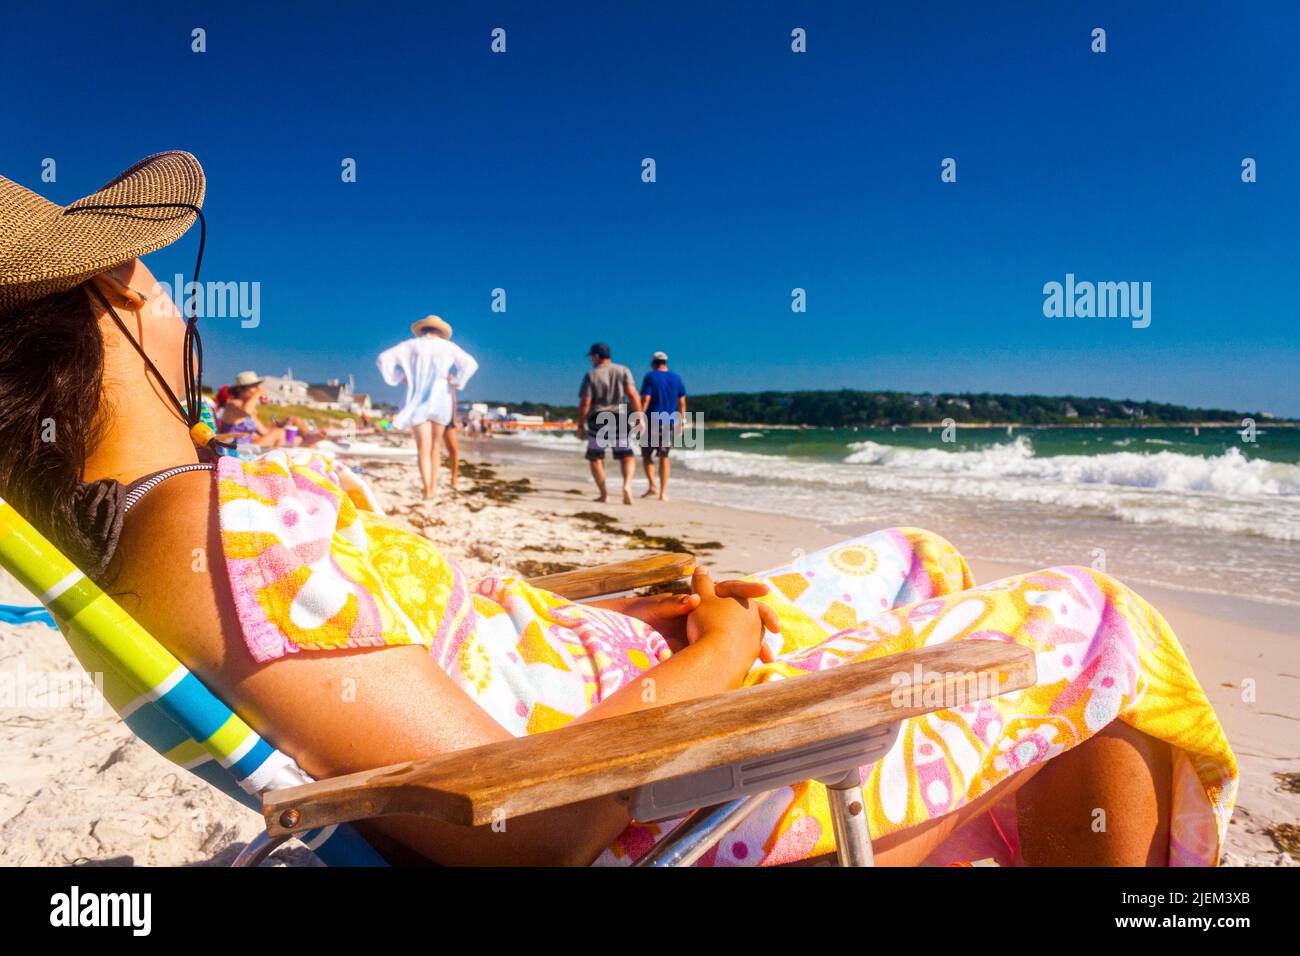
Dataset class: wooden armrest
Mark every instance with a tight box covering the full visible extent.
[525,552,695,599]
[264,641,1035,835]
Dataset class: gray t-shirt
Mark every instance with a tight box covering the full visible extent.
[579,363,636,420]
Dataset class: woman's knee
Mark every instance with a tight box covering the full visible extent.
[1041,563,1128,592]
[888,527,972,595]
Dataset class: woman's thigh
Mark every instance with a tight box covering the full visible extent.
[412,421,433,453]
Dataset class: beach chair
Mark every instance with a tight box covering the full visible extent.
[0,495,1035,867]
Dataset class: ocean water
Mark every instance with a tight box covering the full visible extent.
[505,425,1300,607]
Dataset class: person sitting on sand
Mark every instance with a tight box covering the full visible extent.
[217,371,324,449]
[0,153,1236,866]
[577,342,642,505]
[377,315,478,500]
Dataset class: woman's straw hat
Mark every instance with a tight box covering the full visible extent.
[233,370,264,387]
[0,151,205,313]
[411,314,453,338]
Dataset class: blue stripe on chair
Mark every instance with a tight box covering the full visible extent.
[159,673,236,743]
[187,759,263,814]
[230,737,277,782]
[122,702,191,755]
[313,824,389,866]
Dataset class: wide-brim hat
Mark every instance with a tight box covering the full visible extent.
[411,314,453,338]
[233,370,264,387]
[0,150,205,314]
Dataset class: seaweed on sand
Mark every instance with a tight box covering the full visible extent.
[1263,822,1300,861]
[569,512,721,556]
[1274,771,1300,794]
[515,559,580,578]
[572,511,623,532]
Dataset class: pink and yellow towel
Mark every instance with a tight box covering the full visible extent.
[216,451,1237,866]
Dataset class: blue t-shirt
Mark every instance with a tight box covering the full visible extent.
[640,369,686,424]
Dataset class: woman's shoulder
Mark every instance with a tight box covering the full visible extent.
[113,469,218,586]
[107,468,244,675]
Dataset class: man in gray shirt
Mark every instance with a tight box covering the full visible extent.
[576,342,643,504]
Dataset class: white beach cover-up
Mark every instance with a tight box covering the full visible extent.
[377,336,479,428]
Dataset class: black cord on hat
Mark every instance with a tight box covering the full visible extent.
[63,201,230,454]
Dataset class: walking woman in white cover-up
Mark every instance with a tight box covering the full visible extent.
[377,315,479,500]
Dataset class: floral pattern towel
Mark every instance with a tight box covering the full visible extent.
[598,530,1236,866]
[216,453,1236,866]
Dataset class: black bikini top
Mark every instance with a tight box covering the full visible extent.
[122,462,215,515]
[76,462,215,579]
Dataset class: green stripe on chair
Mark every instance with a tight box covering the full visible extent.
[0,496,385,865]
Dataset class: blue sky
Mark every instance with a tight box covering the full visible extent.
[3,2,1298,415]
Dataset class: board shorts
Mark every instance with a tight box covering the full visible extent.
[639,411,677,458]
[585,418,635,460]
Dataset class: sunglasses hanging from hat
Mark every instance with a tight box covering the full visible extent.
[61,201,231,456]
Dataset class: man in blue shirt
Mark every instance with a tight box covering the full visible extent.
[639,351,687,500]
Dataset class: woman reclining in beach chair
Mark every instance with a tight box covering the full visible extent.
[0,152,1235,866]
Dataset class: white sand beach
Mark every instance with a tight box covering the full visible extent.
[0,434,1295,866]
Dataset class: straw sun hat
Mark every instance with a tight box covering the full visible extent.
[0,150,205,313]
[411,314,453,338]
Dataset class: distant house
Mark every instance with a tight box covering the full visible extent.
[1063,403,1079,418]
[306,380,372,415]
[261,370,311,405]
[307,379,352,410]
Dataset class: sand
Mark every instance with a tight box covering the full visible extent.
[0,438,1295,865]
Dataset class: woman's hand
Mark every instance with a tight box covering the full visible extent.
[587,572,781,656]
[608,591,699,649]
[685,568,780,663]
[713,578,782,637]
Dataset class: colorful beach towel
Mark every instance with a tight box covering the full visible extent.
[215,452,1237,866]
[599,532,1237,866]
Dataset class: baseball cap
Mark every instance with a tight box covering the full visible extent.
[651,351,668,362]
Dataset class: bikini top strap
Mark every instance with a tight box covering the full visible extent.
[121,463,215,516]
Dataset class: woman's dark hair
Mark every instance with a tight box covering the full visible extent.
[228,383,257,400]
[0,284,121,578]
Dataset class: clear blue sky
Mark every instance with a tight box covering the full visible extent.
[3,2,1297,415]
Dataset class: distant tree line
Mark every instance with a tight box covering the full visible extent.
[687,390,1262,426]
[488,390,1277,427]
